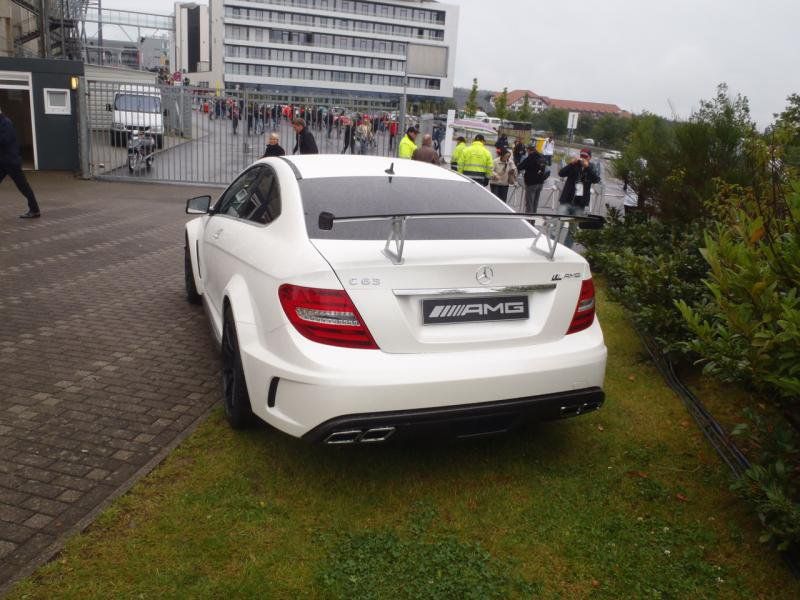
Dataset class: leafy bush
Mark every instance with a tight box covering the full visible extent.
[578,211,709,353]
[730,408,800,551]
[677,180,800,410]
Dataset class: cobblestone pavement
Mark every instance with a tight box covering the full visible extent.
[0,173,224,594]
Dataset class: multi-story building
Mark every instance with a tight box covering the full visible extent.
[207,0,458,99]
[174,2,211,75]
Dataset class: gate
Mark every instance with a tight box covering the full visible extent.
[83,81,401,186]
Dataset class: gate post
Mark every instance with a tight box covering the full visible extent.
[76,76,92,179]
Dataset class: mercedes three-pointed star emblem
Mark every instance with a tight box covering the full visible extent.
[476,265,494,285]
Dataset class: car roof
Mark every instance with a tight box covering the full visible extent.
[278,155,466,181]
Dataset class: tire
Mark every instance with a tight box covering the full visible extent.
[146,158,152,172]
[221,307,254,429]
[156,134,164,149]
[184,243,202,305]
[128,155,136,173]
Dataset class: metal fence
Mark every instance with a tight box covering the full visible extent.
[83,81,402,185]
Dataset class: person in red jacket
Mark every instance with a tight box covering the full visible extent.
[388,121,399,151]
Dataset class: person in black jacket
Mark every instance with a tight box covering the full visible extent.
[557,148,601,247]
[0,111,41,218]
[292,118,318,155]
[262,132,286,157]
[517,143,549,213]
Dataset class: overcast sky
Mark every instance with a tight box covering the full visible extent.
[101,0,798,128]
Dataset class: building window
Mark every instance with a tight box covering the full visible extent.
[43,88,71,115]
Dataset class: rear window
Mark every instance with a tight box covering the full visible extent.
[300,177,533,240]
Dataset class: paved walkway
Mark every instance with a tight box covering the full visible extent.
[0,173,222,594]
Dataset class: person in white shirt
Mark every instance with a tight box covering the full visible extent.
[543,137,555,166]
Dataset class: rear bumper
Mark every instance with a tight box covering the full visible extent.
[302,387,604,444]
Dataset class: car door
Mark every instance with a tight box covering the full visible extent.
[202,167,264,317]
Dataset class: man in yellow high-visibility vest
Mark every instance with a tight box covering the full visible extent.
[457,134,494,186]
[397,126,418,159]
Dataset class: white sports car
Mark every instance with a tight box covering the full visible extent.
[184,156,607,444]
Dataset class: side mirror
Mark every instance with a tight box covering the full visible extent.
[105,103,112,111]
[186,195,211,214]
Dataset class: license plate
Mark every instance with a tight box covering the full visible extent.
[422,295,529,325]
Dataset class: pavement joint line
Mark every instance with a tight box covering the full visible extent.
[0,404,218,598]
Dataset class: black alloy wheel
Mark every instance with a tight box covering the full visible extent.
[184,242,202,305]
[221,307,254,429]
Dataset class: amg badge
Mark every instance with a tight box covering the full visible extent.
[422,295,529,325]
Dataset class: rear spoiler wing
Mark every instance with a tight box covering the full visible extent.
[317,211,604,265]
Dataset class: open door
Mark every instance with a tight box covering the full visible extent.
[0,88,35,169]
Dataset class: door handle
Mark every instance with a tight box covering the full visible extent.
[211,228,223,240]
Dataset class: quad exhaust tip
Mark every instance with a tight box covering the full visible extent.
[324,427,396,445]
[559,401,602,417]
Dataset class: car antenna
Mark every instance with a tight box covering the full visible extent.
[385,162,394,183]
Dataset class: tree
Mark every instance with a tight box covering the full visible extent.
[494,87,508,122]
[592,114,633,149]
[465,78,479,117]
[517,94,532,123]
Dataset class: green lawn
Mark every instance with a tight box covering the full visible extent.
[10,287,800,599]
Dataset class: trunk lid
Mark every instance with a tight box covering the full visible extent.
[311,238,588,354]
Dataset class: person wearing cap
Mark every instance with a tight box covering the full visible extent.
[490,147,518,203]
[517,143,549,213]
[450,136,466,171]
[557,148,601,247]
[397,126,418,159]
[457,134,494,186]
[0,109,41,218]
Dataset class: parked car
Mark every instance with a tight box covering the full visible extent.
[582,138,595,146]
[183,156,607,444]
[602,150,622,160]
[107,84,164,149]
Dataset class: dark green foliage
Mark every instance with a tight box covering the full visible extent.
[578,211,709,354]
[465,78,479,118]
[730,408,800,551]
[617,84,756,222]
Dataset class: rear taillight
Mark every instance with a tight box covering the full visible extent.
[567,278,596,334]
[278,284,378,349]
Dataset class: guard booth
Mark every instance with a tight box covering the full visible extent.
[0,57,84,170]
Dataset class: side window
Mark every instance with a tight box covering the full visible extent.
[247,167,282,224]
[214,166,282,225]
[215,168,262,216]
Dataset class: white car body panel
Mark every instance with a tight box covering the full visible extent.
[185,156,607,441]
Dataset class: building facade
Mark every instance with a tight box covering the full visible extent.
[207,0,458,99]
[174,2,211,74]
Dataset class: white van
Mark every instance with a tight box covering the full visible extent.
[108,84,164,148]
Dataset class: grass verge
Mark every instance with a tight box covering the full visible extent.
[9,286,800,599]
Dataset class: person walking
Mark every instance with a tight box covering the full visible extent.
[450,136,466,171]
[543,136,555,166]
[457,134,493,186]
[341,119,355,154]
[231,105,239,135]
[412,133,440,164]
[356,118,372,155]
[517,143,550,213]
[490,148,517,202]
[0,110,41,218]
[557,148,601,247]
[292,118,319,155]
[262,132,286,157]
[397,126,418,159]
